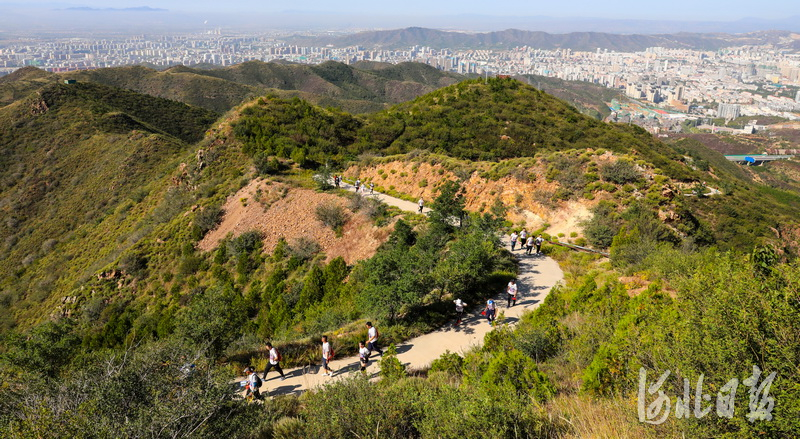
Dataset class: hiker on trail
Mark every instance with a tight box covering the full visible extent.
[535,235,544,254]
[245,366,263,400]
[355,179,361,192]
[262,342,286,381]
[507,280,518,307]
[321,335,334,377]
[454,298,467,325]
[525,235,535,255]
[484,300,497,325]
[358,341,370,373]
[520,229,528,245]
[369,182,374,194]
[510,231,519,251]
[366,322,383,356]
[335,175,340,188]
[418,197,424,213]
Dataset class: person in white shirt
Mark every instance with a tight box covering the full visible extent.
[535,235,544,254]
[245,366,262,400]
[454,298,467,325]
[321,335,334,376]
[262,342,286,381]
[358,341,370,373]
[418,198,424,213]
[510,231,519,251]
[520,229,528,243]
[507,280,518,307]
[525,235,535,255]
[366,322,383,356]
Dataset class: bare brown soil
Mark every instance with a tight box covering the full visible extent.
[345,160,600,238]
[198,178,392,264]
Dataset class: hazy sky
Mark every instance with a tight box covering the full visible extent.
[29,0,800,21]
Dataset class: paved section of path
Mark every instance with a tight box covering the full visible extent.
[246,185,564,398]
[339,180,433,214]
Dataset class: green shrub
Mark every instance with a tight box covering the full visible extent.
[272,417,306,439]
[600,159,641,184]
[226,230,263,258]
[254,152,283,175]
[379,344,407,381]
[315,201,348,230]
[193,206,223,237]
[287,237,320,261]
[480,349,555,400]
[290,148,307,167]
[430,350,464,376]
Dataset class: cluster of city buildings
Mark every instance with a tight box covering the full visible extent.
[2,31,799,129]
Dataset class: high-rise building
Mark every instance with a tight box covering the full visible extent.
[717,103,741,120]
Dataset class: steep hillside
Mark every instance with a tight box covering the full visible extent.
[0,81,217,327]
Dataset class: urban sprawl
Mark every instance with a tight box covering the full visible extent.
[2,31,800,133]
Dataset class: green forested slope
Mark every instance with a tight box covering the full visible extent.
[0,73,799,438]
[0,81,217,327]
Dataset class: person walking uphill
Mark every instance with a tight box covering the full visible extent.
[484,300,497,325]
[507,279,518,307]
[525,235,535,255]
[358,341,370,373]
[418,197,424,213]
[321,336,334,377]
[262,342,286,381]
[454,298,467,325]
[366,322,383,356]
[510,231,519,251]
[535,235,544,254]
[244,366,263,400]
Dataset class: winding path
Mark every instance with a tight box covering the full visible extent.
[249,183,564,397]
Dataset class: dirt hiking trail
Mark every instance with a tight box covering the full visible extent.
[246,183,564,398]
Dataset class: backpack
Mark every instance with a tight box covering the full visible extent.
[328,347,335,360]
[274,348,282,362]
[252,374,262,388]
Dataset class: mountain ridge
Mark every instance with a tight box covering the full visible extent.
[293,27,799,51]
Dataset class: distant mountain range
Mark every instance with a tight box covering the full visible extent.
[294,27,800,52]
[63,7,167,12]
